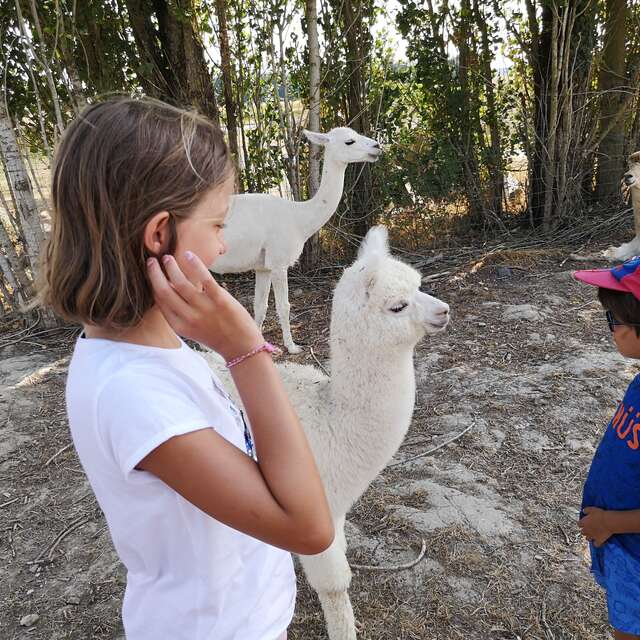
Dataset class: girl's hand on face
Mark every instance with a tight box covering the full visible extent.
[579,506,613,547]
[147,252,263,361]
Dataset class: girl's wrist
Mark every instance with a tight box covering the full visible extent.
[225,341,281,369]
[211,330,264,361]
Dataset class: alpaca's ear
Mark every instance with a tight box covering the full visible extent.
[365,274,376,297]
[303,129,330,146]
[357,226,389,261]
[629,151,640,164]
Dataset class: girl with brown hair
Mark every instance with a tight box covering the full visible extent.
[40,96,333,640]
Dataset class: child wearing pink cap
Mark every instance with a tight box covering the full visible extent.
[574,258,640,640]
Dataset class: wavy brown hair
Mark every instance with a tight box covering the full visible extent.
[38,96,233,329]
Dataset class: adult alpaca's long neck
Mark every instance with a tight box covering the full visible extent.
[297,155,347,239]
[633,187,640,237]
[327,343,417,515]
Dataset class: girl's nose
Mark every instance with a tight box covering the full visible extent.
[219,240,227,256]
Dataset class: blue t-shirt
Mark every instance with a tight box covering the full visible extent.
[582,373,640,560]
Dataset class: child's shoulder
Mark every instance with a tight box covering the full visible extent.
[617,372,640,411]
[69,337,208,400]
[626,372,640,394]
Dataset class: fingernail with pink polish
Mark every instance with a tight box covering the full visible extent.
[162,255,171,264]
[185,251,194,261]
[147,258,155,267]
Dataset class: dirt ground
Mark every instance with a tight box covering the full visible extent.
[0,232,633,639]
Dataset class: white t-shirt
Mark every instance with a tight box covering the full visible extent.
[66,335,296,640]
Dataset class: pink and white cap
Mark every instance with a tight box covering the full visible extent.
[573,256,640,301]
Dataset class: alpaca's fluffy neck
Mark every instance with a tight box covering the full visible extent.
[633,185,640,236]
[297,154,346,238]
[327,343,417,514]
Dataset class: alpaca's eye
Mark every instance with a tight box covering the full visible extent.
[345,140,355,145]
[390,302,408,313]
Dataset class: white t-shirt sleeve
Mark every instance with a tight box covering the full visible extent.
[96,370,214,476]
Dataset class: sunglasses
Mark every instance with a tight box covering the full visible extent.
[606,310,640,332]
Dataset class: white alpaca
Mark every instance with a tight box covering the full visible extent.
[212,127,382,354]
[604,152,640,261]
[206,226,450,640]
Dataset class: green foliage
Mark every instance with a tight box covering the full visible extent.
[2,0,142,152]
[3,0,638,241]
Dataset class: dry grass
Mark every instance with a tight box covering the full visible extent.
[468,247,569,272]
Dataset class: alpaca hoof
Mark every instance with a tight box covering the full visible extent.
[603,246,623,262]
[286,344,303,354]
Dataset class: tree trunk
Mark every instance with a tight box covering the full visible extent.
[524,0,596,229]
[340,0,374,242]
[21,38,52,158]
[596,0,628,200]
[232,9,251,191]
[457,0,483,221]
[306,0,322,197]
[0,103,44,275]
[123,0,220,124]
[301,0,322,270]
[0,215,31,301]
[528,0,550,227]
[631,90,640,153]
[123,0,173,97]
[55,5,87,114]
[214,0,241,179]
[16,0,65,137]
[0,257,17,312]
[473,0,503,218]
[267,17,301,202]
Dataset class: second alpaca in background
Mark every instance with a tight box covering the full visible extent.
[212,127,381,353]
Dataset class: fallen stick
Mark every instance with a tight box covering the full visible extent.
[45,443,73,467]
[30,515,92,564]
[351,537,427,572]
[387,421,476,468]
[309,346,329,376]
[421,271,451,284]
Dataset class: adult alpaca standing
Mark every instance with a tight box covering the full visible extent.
[604,152,640,261]
[207,227,451,639]
[212,127,382,353]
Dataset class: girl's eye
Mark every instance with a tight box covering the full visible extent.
[345,140,355,145]
[390,302,408,313]
[216,223,226,230]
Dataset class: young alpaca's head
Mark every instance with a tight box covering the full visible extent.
[302,127,382,165]
[331,227,450,350]
[623,152,640,192]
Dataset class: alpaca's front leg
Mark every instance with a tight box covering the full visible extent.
[272,268,302,354]
[299,519,356,640]
[254,270,272,330]
[604,236,640,261]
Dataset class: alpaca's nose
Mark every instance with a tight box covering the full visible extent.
[373,142,381,149]
[437,303,450,318]
[624,173,635,185]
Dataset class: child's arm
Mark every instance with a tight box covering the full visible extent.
[139,254,334,556]
[580,506,640,547]
[605,509,640,534]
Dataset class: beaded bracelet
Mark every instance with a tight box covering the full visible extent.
[225,342,282,369]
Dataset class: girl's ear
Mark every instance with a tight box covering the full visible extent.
[144,211,172,256]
